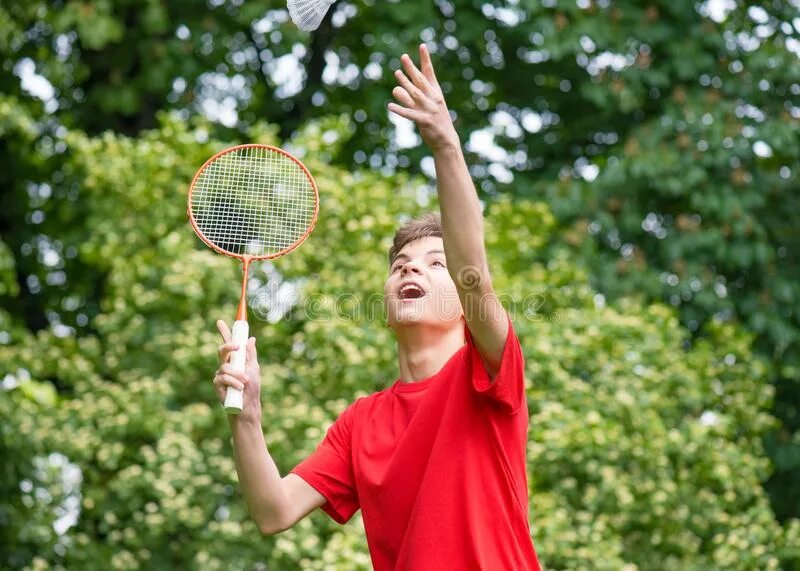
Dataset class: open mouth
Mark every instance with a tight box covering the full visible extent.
[398,282,426,300]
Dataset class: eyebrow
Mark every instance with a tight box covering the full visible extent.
[392,249,445,263]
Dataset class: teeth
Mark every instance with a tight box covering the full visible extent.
[400,284,424,298]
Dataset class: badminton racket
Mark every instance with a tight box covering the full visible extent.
[188,144,319,413]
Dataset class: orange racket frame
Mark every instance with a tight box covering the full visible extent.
[187,144,319,412]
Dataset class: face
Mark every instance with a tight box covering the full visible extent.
[384,236,464,330]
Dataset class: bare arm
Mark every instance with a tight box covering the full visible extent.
[433,145,508,376]
[388,45,508,376]
[214,321,325,534]
[228,416,325,534]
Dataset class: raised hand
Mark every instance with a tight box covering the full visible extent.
[388,44,461,153]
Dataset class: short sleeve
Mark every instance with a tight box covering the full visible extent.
[467,314,526,415]
[290,402,360,524]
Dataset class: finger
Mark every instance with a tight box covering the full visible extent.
[216,320,232,344]
[214,373,247,391]
[391,86,415,108]
[214,373,245,392]
[246,337,258,364]
[218,364,248,383]
[419,43,439,85]
[218,363,248,382]
[218,342,239,363]
[387,102,426,123]
[394,69,425,102]
[400,53,433,94]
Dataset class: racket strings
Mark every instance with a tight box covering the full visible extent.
[190,146,317,257]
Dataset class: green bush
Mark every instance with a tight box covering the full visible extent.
[0,110,794,569]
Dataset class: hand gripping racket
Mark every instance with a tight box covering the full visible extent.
[188,144,319,413]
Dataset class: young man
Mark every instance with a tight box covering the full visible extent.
[213,44,541,569]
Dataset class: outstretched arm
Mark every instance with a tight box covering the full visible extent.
[387,44,508,377]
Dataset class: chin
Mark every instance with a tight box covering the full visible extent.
[388,307,463,330]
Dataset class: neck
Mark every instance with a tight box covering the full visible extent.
[394,320,466,383]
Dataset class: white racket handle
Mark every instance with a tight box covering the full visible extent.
[224,320,249,414]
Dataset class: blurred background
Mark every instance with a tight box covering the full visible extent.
[1,0,799,569]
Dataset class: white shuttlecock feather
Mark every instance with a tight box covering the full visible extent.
[288,0,336,31]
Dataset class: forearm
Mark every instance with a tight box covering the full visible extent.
[389,45,509,366]
[228,415,290,533]
[434,144,490,280]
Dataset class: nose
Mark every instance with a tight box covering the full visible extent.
[400,260,422,276]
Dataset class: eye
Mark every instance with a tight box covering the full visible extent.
[431,260,445,267]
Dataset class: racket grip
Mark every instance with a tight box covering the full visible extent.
[224,320,249,414]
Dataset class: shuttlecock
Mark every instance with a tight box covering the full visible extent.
[288,0,336,31]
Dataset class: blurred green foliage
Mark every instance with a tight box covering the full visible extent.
[1,0,800,568]
[1,103,798,569]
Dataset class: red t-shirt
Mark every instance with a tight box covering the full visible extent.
[291,317,540,570]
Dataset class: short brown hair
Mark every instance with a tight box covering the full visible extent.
[388,212,442,265]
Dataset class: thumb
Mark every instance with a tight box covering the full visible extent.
[246,337,258,363]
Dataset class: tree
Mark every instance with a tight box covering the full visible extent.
[2,0,798,523]
[1,104,798,568]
